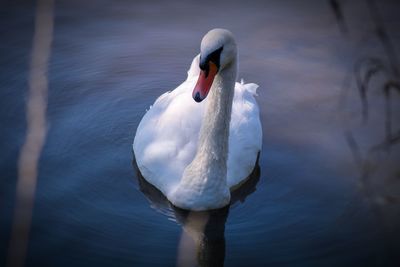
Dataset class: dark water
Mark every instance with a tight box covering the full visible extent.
[1,0,400,266]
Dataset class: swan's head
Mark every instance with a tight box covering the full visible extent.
[192,28,237,102]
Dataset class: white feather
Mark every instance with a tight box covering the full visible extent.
[133,56,262,199]
[133,29,262,210]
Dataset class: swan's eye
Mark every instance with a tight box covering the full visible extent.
[199,46,224,76]
[208,46,223,67]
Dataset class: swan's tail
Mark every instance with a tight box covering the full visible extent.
[237,79,259,97]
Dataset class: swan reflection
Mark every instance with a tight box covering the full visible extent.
[133,158,260,267]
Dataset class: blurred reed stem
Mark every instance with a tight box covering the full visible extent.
[7,0,54,266]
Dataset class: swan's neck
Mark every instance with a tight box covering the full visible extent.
[172,59,237,210]
[195,61,236,175]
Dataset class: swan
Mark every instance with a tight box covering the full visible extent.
[133,28,262,210]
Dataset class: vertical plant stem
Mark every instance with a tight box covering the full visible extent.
[7,0,54,266]
[366,0,400,77]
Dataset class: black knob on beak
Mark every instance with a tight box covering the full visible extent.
[194,92,202,102]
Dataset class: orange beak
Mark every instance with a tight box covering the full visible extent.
[192,61,218,102]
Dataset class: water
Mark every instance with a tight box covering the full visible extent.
[1,0,400,266]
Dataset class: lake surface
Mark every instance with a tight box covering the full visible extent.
[1,0,400,266]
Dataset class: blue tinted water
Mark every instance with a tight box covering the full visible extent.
[1,0,399,266]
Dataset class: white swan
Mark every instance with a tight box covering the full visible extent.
[133,29,262,210]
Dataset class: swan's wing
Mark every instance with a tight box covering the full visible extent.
[133,56,206,195]
[227,81,262,187]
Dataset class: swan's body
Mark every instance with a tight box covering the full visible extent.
[133,29,262,210]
